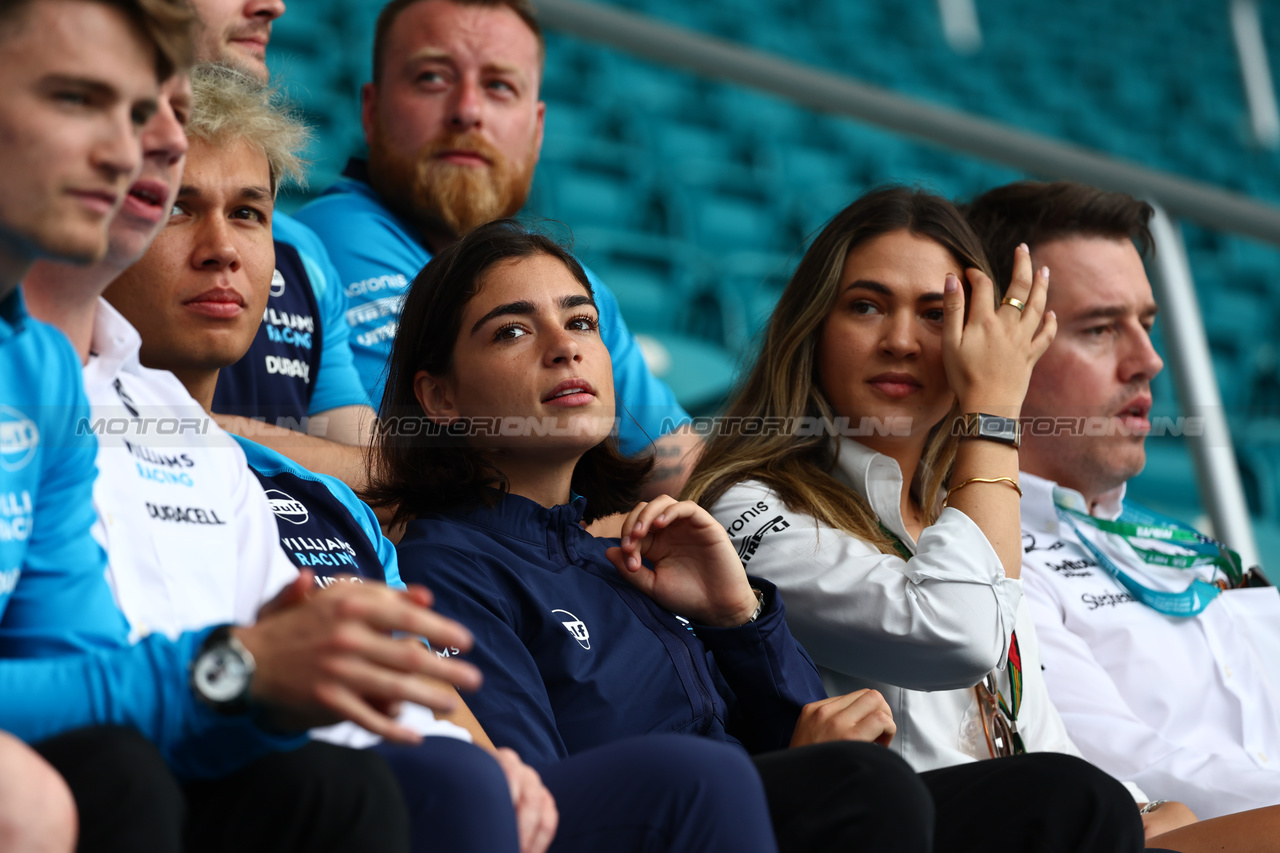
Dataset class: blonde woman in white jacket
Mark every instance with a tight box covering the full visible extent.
[685,187,1199,843]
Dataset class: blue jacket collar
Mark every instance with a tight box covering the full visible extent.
[432,490,593,561]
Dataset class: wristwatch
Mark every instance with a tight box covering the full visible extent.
[190,624,256,714]
[954,413,1021,448]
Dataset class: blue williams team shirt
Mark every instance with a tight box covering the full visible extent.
[0,288,301,778]
[234,438,471,749]
[211,212,371,427]
[234,435,403,591]
[294,160,690,456]
[396,491,826,767]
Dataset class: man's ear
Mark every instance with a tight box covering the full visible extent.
[532,98,546,163]
[361,82,378,148]
[414,369,458,424]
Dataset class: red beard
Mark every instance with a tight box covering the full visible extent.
[367,128,535,239]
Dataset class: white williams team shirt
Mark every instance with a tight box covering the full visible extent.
[1020,472,1280,818]
[707,437,1049,772]
[84,300,297,640]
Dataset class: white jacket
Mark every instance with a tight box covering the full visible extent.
[84,300,297,640]
[707,437,1057,771]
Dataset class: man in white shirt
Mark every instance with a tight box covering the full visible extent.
[966,180,1280,821]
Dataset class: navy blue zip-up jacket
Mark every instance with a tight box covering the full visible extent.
[396,492,828,768]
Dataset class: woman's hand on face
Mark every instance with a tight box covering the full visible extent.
[942,243,1058,416]
[605,495,760,628]
[790,689,897,749]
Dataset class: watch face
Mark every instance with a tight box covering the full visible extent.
[194,646,250,703]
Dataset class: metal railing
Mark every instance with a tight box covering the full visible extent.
[537,0,1266,565]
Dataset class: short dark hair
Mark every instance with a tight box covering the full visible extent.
[365,219,652,527]
[0,0,195,81]
[372,0,544,84]
[963,180,1155,291]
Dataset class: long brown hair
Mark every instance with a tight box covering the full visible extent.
[364,219,651,527]
[683,186,994,554]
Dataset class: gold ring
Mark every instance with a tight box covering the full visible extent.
[1001,296,1026,312]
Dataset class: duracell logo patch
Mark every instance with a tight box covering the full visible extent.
[145,503,226,525]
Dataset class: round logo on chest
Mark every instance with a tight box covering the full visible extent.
[551,609,590,650]
[265,489,309,524]
[0,406,39,473]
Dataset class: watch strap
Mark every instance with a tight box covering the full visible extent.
[190,624,256,715]
[955,413,1021,448]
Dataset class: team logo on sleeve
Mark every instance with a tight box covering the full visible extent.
[736,516,790,564]
[552,609,591,649]
[265,489,309,524]
[0,407,39,472]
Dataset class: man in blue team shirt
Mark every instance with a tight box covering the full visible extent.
[295,0,704,497]
[0,2,486,849]
[186,0,378,491]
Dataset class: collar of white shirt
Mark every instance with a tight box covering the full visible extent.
[1019,471,1127,536]
[829,436,919,549]
[84,296,144,387]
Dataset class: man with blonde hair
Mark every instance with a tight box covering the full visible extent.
[181,0,379,491]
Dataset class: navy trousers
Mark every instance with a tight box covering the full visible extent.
[377,734,778,853]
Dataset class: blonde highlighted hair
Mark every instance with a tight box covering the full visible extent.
[188,62,310,194]
[683,187,997,555]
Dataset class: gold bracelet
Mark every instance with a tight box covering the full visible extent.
[942,476,1022,507]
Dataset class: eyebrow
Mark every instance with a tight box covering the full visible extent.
[406,48,527,81]
[470,293,597,335]
[843,279,944,303]
[40,74,115,100]
[412,48,527,75]
[40,74,159,117]
[1071,303,1160,323]
[175,185,274,201]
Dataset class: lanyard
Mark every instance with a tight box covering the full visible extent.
[995,631,1026,752]
[1053,500,1224,617]
[1057,501,1244,586]
[878,523,912,560]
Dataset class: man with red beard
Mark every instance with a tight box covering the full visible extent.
[295,0,702,497]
